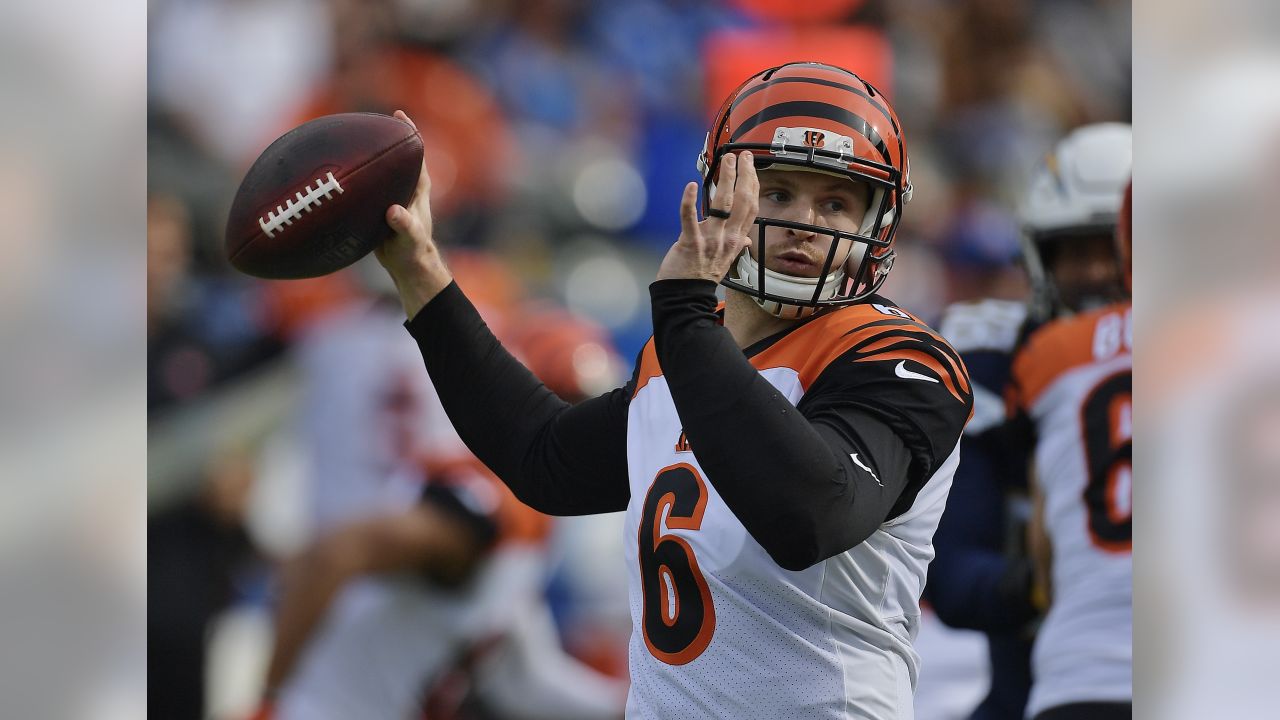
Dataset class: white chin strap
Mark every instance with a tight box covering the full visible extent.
[731,249,852,320]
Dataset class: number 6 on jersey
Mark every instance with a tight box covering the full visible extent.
[638,464,716,664]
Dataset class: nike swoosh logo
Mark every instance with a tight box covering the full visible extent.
[895,360,939,384]
[850,453,883,486]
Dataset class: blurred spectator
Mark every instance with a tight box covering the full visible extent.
[147,108,240,265]
[468,0,630,139]
[931,0,1086,204]
[728,0,869,23]
[149,448,263,720]
[149,0,331,165]
[148,193,282,412]
[288,34,516,220]
[1032,0,1130,123]
[935,194,1028,307]
[148,194,193,338]
[879,241,951,323]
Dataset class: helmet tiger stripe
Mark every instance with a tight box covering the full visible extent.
[698,61,912,314]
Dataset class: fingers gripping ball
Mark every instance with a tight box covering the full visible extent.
[226,113,423,279]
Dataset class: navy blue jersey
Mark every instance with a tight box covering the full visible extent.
[925,300,1039,720]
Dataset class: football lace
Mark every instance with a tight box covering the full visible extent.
[258,171,345,238]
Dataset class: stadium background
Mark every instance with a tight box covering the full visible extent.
[147,0,1131,717]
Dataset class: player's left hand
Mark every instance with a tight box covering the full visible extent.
[657,151,758,283]
[376,110,454,317]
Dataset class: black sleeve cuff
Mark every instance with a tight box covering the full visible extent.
[649,278,720,302]
[405,280,468,337]
[649,279,720,352]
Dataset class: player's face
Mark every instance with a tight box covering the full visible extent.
[754,168,871,278]
[1043,232,1127,312]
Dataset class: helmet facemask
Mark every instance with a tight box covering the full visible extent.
[701,135,908,319]
[1023,226,1128,319]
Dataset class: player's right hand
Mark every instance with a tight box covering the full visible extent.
[376,110,454,318]
[657,150,758,283]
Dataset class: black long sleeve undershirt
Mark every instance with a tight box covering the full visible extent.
[407,280,933,570]
[650,279,916,571]
[405,282,630,515]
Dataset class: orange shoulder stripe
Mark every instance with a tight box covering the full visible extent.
[1012,302,1131,409]
[749,305,969,401]
[631,338,662,399]
[633,304,970,405]
[632,302,728,399]
[855,347,965,403]
[855,331,971,395]
[748,306,884,386]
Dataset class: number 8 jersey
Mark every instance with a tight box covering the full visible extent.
[1010,301,1133,715]
[622,302,972,719]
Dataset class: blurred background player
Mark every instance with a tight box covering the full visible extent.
[149,190,281,720]
[250,256,626,720]
[501,305,634,683]
[925,122,1131,719]
[1008,174,1131,719]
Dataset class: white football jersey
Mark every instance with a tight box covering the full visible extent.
[1011,302,1133,715]
[279,300,546,720]
[293,299,468,530]
[622,303,971,719]
[938,298,1029,434]
[277,545,547,720]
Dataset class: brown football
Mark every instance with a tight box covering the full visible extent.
[225,113,423,279]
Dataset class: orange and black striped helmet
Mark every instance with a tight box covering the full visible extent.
[698,61,912,313]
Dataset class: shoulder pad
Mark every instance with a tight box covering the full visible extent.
[939,299,1028,354]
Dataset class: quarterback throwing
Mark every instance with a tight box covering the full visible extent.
[376,62,973,719]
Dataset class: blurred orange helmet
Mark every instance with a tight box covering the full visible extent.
[286,49,515,217]
[445,249,525,335]
[508,305,624,403]
[698,61,912,317]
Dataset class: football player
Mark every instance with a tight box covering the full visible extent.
[252,263,626,720]
[376,62,974,718]
[925,123,1131,720]
[1009,173,1133,720]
